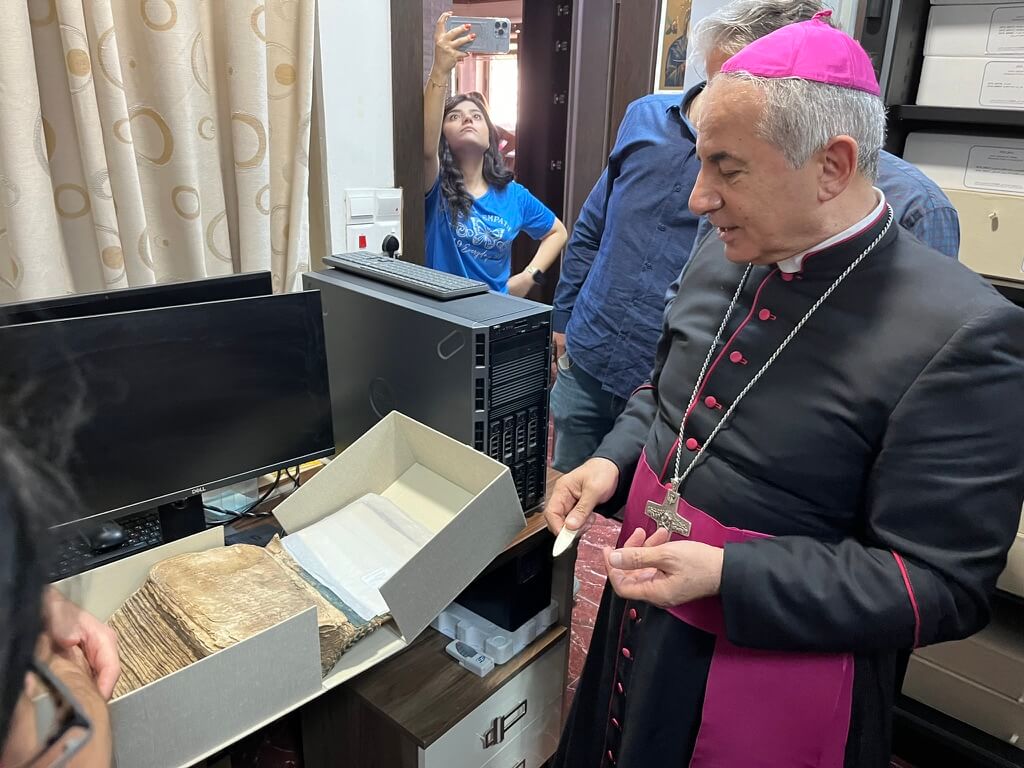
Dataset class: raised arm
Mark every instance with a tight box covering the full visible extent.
[424,13,473,193]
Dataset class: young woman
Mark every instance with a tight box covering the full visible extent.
[424,13,567,296]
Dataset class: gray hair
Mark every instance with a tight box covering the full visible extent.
[717,72,886,181]
[691,0,834,62]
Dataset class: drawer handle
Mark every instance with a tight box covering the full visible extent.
[480,699,529,749]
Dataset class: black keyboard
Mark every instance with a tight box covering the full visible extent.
[325,252,489,300]
[51,510,164,580]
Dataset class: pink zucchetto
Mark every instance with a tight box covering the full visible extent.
[720,10,881,96]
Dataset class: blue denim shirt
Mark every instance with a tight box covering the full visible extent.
[553,87,704,400]
[672,151,962,312]
[555,85,961,401]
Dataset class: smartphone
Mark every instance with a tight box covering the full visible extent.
[445,15,512,55]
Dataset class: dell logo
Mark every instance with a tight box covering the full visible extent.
[190,486,206,496]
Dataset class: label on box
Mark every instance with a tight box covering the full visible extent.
[988,6,1024,55]
[964,145,1024,195]
[980,61,1024,107]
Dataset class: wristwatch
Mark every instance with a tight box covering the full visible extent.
[525,266,546,286]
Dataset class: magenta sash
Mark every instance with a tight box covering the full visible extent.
[617,449,854,767]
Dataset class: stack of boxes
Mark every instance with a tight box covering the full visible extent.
[901,5,1024,745]
[917,2,1024,110]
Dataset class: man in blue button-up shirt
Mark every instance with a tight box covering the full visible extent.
[550,0,960,474]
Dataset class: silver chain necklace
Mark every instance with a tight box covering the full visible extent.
[644,209,894,536]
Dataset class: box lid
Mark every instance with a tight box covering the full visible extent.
[275,411,526,641]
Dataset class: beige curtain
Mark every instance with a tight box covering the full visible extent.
[0,0,315,301]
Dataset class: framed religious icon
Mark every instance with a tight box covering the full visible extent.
[655,0,694,92]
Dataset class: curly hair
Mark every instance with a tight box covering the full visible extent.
[438,93,514,221]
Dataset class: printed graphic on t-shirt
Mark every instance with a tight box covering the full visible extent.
[455,214,510,262]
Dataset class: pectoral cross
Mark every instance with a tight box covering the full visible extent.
[645,483,691,537]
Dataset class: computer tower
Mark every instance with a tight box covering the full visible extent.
[304,268,551,511]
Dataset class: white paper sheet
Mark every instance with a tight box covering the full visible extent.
[282,493,434,621]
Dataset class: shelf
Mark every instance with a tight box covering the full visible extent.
[893,695,1024,768]
[890,105,1024,131]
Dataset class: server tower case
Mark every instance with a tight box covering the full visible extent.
[304,268,552,511]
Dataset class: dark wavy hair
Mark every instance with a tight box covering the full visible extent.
[439,93,514,221]
[0,426,59,744]
[0,354,86,745]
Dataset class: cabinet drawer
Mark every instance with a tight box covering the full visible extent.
[478,693,563,768]
[420,639,566,768]
[903,655,1024,747]
[914,613,1024,701]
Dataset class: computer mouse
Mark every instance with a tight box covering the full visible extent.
[90,522,126,552]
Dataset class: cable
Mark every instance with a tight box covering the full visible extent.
[239,471,282,516]
[203,471,284,523]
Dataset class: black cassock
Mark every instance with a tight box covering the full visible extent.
[554,214,1024,768]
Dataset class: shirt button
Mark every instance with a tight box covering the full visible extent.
[621,647,632,660]
[729,351,746,364]
[607,750,617,764]
[658,224,666,232]
[628,608,638,620]
[611,717,622,730]
[616,681,625,695]
[758,309,775,321]
[704,395,719,409]
[781,272,795,282]
[685,437,700,451]
[674,184,682,192]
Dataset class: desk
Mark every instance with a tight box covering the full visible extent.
[217,467,574,768]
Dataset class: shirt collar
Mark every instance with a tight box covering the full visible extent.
[668,81,706,138]
[777,189,887,273]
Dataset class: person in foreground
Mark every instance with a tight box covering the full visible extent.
[546,12,1024,767]
[423,13,567,296]
[1,424,118,767]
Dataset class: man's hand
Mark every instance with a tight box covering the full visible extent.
[604,527,724,607]
[45,588,120,700]
[551,331,566,381]
[544,457,620,536]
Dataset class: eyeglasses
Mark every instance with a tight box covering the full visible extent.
[16,659,92,768]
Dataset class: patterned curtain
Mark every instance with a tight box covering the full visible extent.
[0,0,315,301]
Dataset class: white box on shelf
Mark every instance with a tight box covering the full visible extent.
[924,4,1024,57]
[904,131,1024,281]
[917,55,1024,109]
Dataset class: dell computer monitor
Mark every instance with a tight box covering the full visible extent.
[0,271,273,326]
[0,291,334,533]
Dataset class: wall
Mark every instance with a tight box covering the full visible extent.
[424,0,452,82]
[454,1,523,21]
[316,1,396,253]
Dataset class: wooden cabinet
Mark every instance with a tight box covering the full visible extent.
[301,514,575,768]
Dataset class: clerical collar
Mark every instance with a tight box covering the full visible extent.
[777,189,887,274]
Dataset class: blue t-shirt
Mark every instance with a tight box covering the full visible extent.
[425,178,556,292]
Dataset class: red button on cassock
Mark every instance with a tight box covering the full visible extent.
[685,437,700,451]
